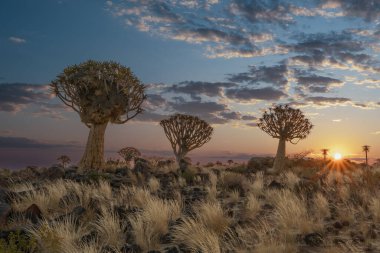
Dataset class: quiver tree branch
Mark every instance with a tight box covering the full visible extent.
[51,60,146,170]
[160,114,213,166]
[258,104,313,171]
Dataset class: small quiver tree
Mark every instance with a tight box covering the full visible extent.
[258,105,312,172]
[51,60,146,170]
[118,147,141,169]
[160,114,213,168]
[57,155,71,168]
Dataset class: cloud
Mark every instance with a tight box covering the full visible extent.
[296,74,343,93]
[0,83,52,112]
[287,31,378,72]
[228,0,293,25]
[227,64,288,88]
[9,36,26,44]
[225,87,287,101]
[304,96,351,106]
[0,136,79,149]
[165,81,236,99]
[318,0,380,21]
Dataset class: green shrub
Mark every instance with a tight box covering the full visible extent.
[0,231,37,253]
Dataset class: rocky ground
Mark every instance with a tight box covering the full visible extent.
[1,157,380,253]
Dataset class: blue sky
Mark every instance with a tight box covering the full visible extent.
[1,0,380,168]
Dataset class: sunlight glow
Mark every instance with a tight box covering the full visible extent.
[334,153,342,160]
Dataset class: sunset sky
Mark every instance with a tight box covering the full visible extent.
[1,0,380,169]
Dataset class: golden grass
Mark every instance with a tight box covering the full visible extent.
[196,201,230,236]
[28,216,88,253]
[172,217,220,253]
[92,208,126,250]
[129,197,181,251]
[148,177,161,193]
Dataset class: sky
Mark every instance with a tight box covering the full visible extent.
[1,0,380,169]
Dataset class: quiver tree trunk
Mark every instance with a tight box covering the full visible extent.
[273,138,286,171]
[79,123,108,170]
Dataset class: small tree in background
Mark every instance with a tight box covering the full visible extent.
[118,147,141,168]
[51,60,146,170]
[57,155,71,168]
[258,104,313,172]
[321,149,329,162]
[363,145,370,167]
[160,114,213,166]
[227,159,234,166]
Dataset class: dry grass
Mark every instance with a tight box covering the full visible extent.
[284,171,300,189]
[92,208,126,250]
[172,217,220,253]
[369,197,380,222]
[28,216,88,253]
[12,180,70,215]
[148,177,160,193]
[243,193,261,220]
[270,189,316,235]
[249,171,264,196]
[228,189,240,203]
[196,202,230,235]
[5,160,380,252]
[130,197,181,251]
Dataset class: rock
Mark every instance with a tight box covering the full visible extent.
[164,247,180,253]
[333,221,343,229]
[351,231,365,244]
[268,180,284,189]
[81,231,98,244]
[304,232,323,247]
[102,245,119,253]
[0,187,11,203]
[121,243,141,253]
[0,202,11,226]
[262,203,274,210]
[24,204,42,224]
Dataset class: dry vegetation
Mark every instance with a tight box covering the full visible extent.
[1,158,380,253]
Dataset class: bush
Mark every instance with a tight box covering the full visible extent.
[0,231,37,253]
[246,157,273,172]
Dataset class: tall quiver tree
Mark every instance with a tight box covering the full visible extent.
[321,149,329,162]
[51,60,146,170]
[362,145,370,167]
[160,114,213,166]
[258,105,313,172]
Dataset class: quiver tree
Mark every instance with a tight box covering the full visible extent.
[362,145,370,167]
[321,149,329,162]
[118,147,141,168]
[258,105,313,171]
[160,114,213,166]
[57,155,71,168]
[51,60,146,170]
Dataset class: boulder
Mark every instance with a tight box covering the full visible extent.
[0,202,11,226]
[24,204,42,224]
[304,232,323,247]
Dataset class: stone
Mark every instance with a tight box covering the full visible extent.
[0,187,11,203]
[0,202,11,226]
[333,221,343,229]
[304,232,323,247]
[268,180,284,189]
[24,204,42,224]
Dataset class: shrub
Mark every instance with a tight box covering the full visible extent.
[0,231,37,253]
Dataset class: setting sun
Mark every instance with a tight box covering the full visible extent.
[334,153,342,160]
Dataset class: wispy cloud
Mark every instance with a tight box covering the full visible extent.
[9,36,26,44]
